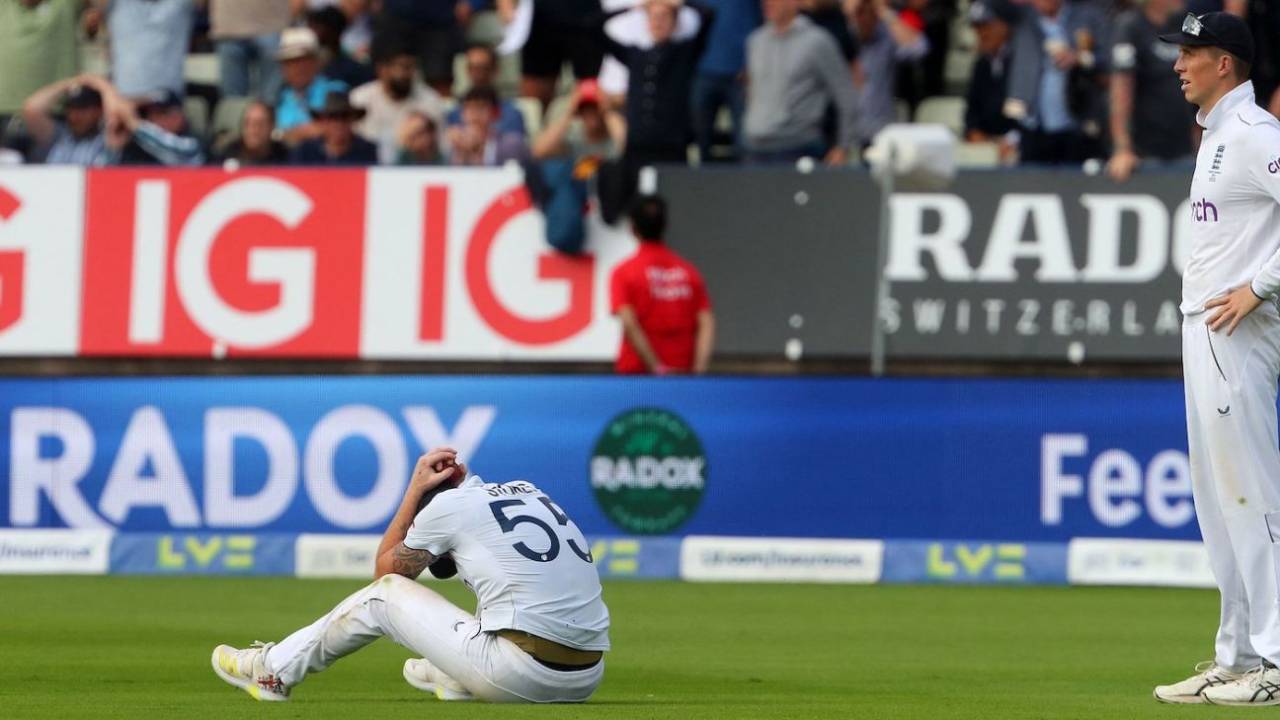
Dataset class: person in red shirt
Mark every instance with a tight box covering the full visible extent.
[609,194,715,375]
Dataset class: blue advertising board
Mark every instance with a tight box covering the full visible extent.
[0,376,1198,542]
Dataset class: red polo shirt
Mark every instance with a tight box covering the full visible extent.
[609,240,711,374]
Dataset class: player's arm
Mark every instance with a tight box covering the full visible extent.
[693,309,715,375]
[373,448,460,579]
[616,305,667,374]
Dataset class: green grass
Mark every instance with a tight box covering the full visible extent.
[0,577,1256,718]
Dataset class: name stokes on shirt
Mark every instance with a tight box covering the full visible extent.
[485,481,539,497]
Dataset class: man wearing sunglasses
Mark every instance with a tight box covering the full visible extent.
[1152,10,1280,707]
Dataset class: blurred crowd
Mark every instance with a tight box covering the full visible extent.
[0,0,1276,182]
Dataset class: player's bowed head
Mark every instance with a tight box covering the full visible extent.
[373,448,466,580]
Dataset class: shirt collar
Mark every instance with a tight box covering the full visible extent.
[1198,81,1255,131]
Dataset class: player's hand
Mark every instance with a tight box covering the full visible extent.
[408,448,462,496]
[1206,285,1265,336]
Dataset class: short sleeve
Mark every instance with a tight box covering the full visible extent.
[609,262,633,314]
[1109,15,1137,73]
[403,492,460,556]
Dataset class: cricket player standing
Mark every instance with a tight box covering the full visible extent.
[210,448,610,703]
[1152,11,1280,707]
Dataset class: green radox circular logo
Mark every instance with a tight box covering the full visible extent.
[590,408,706,535]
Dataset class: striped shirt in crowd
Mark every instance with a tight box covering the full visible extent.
[44,125,110,166]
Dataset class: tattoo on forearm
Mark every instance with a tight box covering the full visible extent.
[390,544,435,578]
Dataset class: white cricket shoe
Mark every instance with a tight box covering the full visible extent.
[1153,661,1246,704]
[403,658,474,701]
[211,641,290,702]
[1203,662,1280,706]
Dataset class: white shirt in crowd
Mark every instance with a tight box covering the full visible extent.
[350,79,446,164]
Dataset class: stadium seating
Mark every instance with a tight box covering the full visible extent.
[915,96,967,138]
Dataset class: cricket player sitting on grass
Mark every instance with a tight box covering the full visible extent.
[1152,10,1280,708]
[211,448,610,703]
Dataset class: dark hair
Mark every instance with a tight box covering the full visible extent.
[461,85,500,108]
[1233,56,1253,82]
[629,194,667,241]
[371,31,418,67]
[465,42,498,66]
[307,6,347,34]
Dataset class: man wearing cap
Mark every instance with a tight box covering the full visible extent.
[109,88,205,166]
[1151,10,1280,707]
[275,26,349,143]
[1106,0,1194,182]
[20,74,110,165]
[532,79,622,162]
[963,0,1017,160]
[290,90,378,165]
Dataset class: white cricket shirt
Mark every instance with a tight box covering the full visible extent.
[403,476,611,652]
[1182,81,1280,315]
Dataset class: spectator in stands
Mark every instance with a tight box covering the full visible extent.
[532,79,623,161]
[691,0,762,163]
[446,44,526,137]
[963,0,1018,161]
[376,1,474,96]
[610,194,714,375]
[274,27,348,143]
[351,38,446,164]
[0,0,81,126]
[101,0,195,98]
[209,0,290,101]
[601,0,716,169]
[445,85,528,165]
[743,0,858,164]
[503,0,605,109]
[394,111,443,165]
[291,90,379,164]
[1105,0,1192,182]
[905,0,958,104]
[215,99,290,166]
[106,88,206,166]
[597,2,702,112]
[1006,0,1109,164]
[20,75,110,165]
[338,0,375,62]
[307,5,375,89]
[848,0,928,148]
[805,0,858,59]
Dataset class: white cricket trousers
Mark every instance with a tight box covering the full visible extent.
[1184,303,1280,671]
[263,574,604,702]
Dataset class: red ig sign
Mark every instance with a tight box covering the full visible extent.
[415,185,595,347]
[79,170,602,358]
[80,170,364,357]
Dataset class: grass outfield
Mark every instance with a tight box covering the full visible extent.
[0,577,1248,719]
